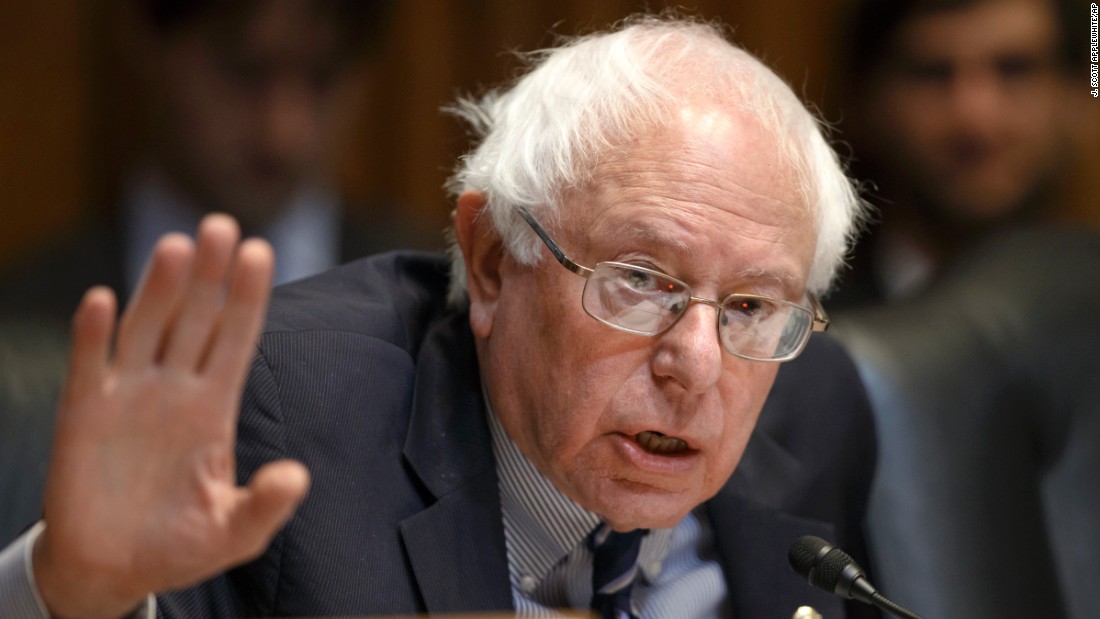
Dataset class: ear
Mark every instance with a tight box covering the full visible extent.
[454,191,503,339]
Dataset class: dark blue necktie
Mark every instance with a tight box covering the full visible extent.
[589,524,647,619]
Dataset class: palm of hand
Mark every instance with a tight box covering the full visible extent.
[34,215,309,618]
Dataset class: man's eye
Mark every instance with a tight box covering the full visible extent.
[901,60,952,85]
[624,269,657,290]
[732,298,762,316]
[996,54,1044,81]
[725,297,775,324]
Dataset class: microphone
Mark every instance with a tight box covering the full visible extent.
[788,535,926,619]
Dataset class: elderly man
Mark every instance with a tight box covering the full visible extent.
[0,17,875,619]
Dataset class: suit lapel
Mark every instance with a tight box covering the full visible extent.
[399,468,513,613]
[399,312,513,613]
[706,428,848,618]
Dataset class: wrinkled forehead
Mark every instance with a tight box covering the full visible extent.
[565,100,813,229]
[560,101,817,290]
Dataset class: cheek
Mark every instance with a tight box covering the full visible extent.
[164,86,249,181]
[879,85,960,159]
[485,267,602,447]
[1005,105,1061,158]
[525,325,642,454]
[709,364,775,470]
[507,301,656,481]
[319,85,366,153]
[165,54,235,136]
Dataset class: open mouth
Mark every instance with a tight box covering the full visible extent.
[635,430,691,455]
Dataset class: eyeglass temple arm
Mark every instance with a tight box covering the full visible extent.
[809,294,829,332]
[514,206,593,277]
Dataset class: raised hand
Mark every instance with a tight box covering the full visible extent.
[32,214,310,618]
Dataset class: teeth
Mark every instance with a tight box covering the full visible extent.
[636,431,689,455]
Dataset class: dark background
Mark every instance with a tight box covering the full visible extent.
[2,0,1097,272]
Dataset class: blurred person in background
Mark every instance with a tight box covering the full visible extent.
[828,0,1087,308]
[0,0,427,321]
[825,2,1100,617]
[0,0,429,546]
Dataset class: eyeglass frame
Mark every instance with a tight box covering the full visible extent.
[513,205,829,362]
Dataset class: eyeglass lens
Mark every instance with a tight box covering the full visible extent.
[581,263,811,360]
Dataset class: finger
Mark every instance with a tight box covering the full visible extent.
[229,460,310,560]
[202,238,274,382]
[59,287,117,416]
[45,288,119,526]
[114,234,194,372]
[161,214,241,371]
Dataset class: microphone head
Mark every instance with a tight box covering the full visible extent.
[789,535,830,579]
[788,535,866,595]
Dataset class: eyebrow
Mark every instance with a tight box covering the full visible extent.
[734,265,798,287]
[625,226,690,252]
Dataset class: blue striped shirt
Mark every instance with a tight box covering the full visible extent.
[486,407,729,618]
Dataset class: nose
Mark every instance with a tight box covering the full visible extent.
[257,78,320,169]
[650,302,724,393]
[949,68,1003,137]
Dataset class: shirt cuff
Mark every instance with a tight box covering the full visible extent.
[0,522,155,619]
[0,522,50,618]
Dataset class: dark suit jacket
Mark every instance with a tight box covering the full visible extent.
[159,252,879,618]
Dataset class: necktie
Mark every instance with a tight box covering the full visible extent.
[589,524,647,619]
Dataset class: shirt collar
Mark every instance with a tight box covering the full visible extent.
[122,167,340,292]
[484,399,678,597]
[486,402,601,586]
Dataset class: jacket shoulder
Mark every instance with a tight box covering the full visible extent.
[262,251,452,355]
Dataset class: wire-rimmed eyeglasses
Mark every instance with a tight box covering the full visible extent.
[515,206,828,362]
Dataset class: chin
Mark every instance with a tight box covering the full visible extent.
[584,478,703,531]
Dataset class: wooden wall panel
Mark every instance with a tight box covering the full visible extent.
[347,0,848,238]
[0,1,85,270]
[1,0,1095,274]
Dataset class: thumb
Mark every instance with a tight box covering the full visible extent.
[229,460,311,560]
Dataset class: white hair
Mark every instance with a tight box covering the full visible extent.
[444,15,865,306]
